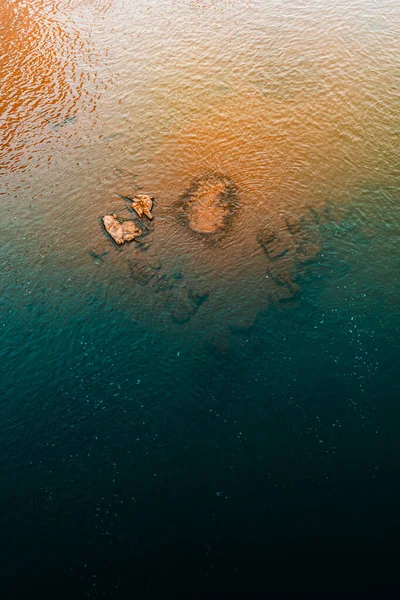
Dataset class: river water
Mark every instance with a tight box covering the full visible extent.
[1,0,400,597]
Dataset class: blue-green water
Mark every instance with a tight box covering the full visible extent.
[2,192,400,597]
[1,0,400,597]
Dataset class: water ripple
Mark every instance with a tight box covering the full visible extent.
[0,0,104,173]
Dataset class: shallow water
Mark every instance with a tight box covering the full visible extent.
[1,0,400,597]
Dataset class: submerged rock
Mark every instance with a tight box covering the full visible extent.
[102,214,142,245]
[257,228,288,260]
[296,241,320,264]
[169,288,209,324]
[284,213,321,265]
[128,253,209,324]
[132,195,154,220]
[284,215,302,235]
[179,174,238,235]
[256,211,322,309]
[266,266,300,295]
[128,259,161,286]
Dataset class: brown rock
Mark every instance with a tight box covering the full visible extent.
[180,174,237,235]
[132,195,154,220]
[102,214,142,245]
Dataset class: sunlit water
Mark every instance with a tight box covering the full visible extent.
[1,0,400,597]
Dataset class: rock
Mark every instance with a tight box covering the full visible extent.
[154,273,173,293]
[266,266,300,294]
[179,174,238,235]
[128,259,161,285]
[102,214,142,245]
[132,195,154,220]
[257,228,288,260]
[169,288,209,324]
[285,215,302,235]
[296,242,320,264]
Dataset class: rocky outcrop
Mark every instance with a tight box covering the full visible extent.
[132,195,154,220]
[102,214,142,245]
[179,174,238,236]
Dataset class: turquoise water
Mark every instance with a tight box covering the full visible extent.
[1,0,400,597]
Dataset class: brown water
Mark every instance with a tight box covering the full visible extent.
[1,0,399,337]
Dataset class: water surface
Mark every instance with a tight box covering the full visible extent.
[1,0,400,597]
